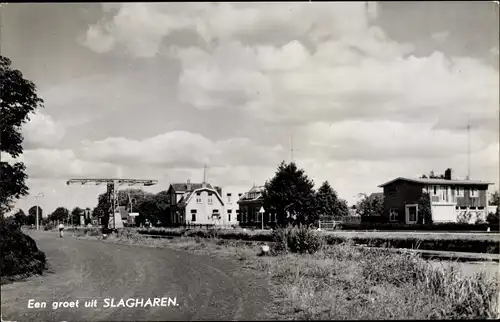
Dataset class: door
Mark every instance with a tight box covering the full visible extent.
[405,204,418,224]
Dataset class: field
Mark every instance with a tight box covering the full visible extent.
[70,228,500,320]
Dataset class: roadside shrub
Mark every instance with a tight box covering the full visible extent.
[486,212,499,228]
[84,228,101,237]
[287,226,325,254]
[44,222,55,231]
[0,216,47,279]
[271,227,290,254]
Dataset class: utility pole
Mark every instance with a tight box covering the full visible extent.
[467,114,471,180]
[34,193,44,230]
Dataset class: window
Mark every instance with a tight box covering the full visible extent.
[439,186,448,202]
[196,192,201,196]
[456,187,464,197]
[432,185,438,196]
[470,188,478,198]
[227,193,232,203]
[228,210,232,222]
[236,209,241,221]
[389,209,398,222]
[208,197,213,204]
[191,209,197,222]
[213,209,220,219]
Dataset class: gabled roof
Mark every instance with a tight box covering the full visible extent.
[170,182,213,193]
[177,187,224,207]
[378,177,494,188]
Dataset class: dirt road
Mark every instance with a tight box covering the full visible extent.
[1,231,274,321]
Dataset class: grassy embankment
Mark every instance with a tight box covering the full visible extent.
[70,227,499,320]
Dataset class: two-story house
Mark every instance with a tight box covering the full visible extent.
[167,180,231,226]
[378,169,493,224]
[166,180,214,225]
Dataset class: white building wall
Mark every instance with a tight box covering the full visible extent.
[431,204,457,223]
[221,188,242,226]
[184,190,225,225]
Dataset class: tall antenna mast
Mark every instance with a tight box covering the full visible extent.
[467,114,471,180]
[203,164,207,183]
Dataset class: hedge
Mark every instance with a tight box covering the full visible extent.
[338,222,499,232]
[136,227,499,254]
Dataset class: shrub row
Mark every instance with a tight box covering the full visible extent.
[323,235,499,254]
[137,227,499,254]
[338,222,499,232]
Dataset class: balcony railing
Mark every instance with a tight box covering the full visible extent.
[431,195,457,203]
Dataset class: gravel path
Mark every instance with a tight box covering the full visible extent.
[1,231,274,321]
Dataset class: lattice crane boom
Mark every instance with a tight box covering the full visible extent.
[66,178,158,230]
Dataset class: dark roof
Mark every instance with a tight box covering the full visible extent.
[238,185,265,203]
[171,182,213,192]
[379,177,494,188]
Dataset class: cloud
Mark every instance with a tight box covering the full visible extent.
[2,149,117,180]
[22,112,66,149]
[78,130,285,168]
[81,2,379,56]
[298,120,495,161]
[431,31,450,43]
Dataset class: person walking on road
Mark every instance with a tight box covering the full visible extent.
[58,223,64,238]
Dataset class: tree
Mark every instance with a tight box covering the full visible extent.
[489,191,500,206]
[418,192,433,224]
[28,206,43,226]
[94,188,157,228]
[49,207,69,223]
[0,56,44,214]
[262,161,318,227]
[70,207,84,226]
[356,193,384,218]
[420,170,445,179]
[316,181,349,220]
[13,209,28,225]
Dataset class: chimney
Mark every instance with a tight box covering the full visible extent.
[444,168,452,180]
[187,179,192,191]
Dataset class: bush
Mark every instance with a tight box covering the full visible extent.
[486,212,499,227]
[44,222,55,231]
[272,226,325,254]
[0,216,47,279]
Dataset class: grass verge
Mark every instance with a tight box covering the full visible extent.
[69,228,499,320]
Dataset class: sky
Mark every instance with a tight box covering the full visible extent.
[1,2,499,216]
